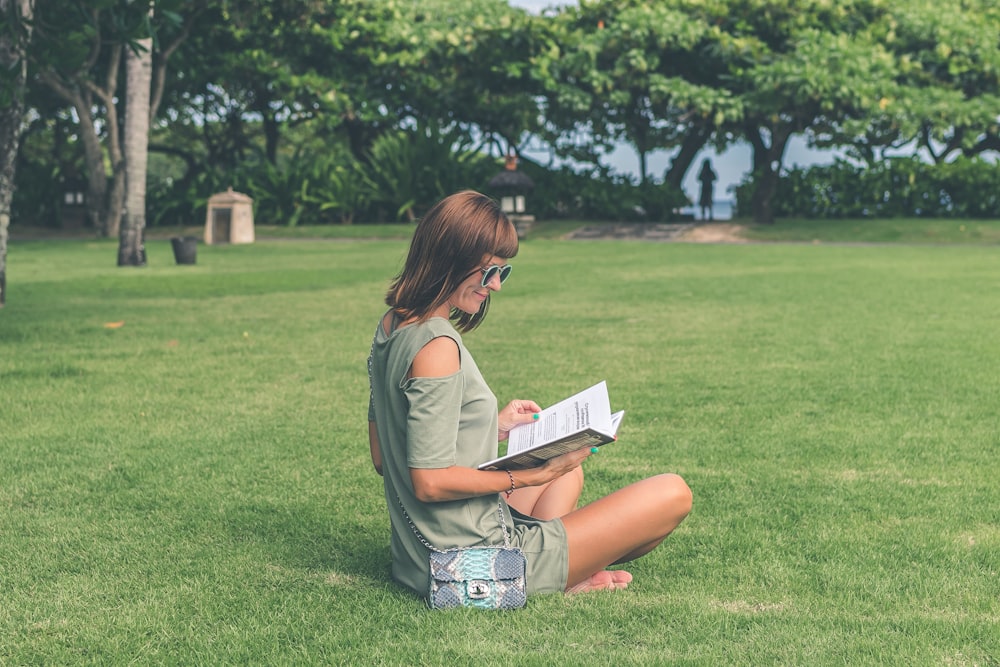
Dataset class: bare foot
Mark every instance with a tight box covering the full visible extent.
[566,570,633,594]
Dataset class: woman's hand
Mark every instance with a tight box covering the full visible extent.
[512,447,592,490]
[498,399,542,441]
[538,447,593,480]
[408,448,592,503]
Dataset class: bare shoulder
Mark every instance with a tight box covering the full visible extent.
[410,336,460,378]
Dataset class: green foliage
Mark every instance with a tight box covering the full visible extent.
[516,160,689,222]
[364,123,497,221]
[12,112,91,229]
[143,159,207,228]
[544,1,739,183]
[874,0,1000,162]
[364,125,493,221]
[235,146,375,227]
[367,0,547,146]
[734,157,1000,219]
[10,0,1000,230]
[320,162,380,225]
[141,121,497,226]
[363,130,420,221]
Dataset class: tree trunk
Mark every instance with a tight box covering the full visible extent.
[119,12,153,267]
[102,46,126,239]
[637,148,648,185]
[751,164,778,224]
[0,0,33,307]
[75,87,109,233]
[262,106,280,165]
[664,127,710,192]
[747,125,793,225]
[36,16,123,237]
[149,8,200,122]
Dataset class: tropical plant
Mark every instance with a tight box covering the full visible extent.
[735,156,1000,219]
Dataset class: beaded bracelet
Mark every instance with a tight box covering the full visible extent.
[504,470,516,498]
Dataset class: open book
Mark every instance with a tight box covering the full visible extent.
[478,381,624,471]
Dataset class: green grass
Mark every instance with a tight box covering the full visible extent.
[2,234,998,665]
[738,216,1000,245]
[16,215,1000,245]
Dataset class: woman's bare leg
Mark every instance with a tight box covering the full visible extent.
[506,466,583,520]
[561,473,692,591]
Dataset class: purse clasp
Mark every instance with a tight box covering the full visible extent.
[467,580,491,599]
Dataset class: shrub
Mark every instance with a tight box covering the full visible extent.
[734,156,1000,219]
[516,161,688,222]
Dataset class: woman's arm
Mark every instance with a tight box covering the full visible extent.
[407,335,591,502]
[410,448,592,502]
[369,421,383,476]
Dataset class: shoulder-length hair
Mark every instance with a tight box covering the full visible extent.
[385,190,518,332]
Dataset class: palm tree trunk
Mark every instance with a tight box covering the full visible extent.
[118,11,153,267]
[0,0,34,306]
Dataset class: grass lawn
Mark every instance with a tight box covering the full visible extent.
[1,232,998,665]
[737,217,1000,245]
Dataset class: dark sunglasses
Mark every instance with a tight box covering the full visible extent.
[479,264,512,287]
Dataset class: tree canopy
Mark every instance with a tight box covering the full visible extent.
[8,0,1000,230]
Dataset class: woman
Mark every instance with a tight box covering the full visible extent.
[698,158,718,221]
[367,190,691,599]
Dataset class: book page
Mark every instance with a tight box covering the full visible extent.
[506,381,613,455]
[610,410,624,434]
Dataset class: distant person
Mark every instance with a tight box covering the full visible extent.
[697,159,718,221]
[367,190,692,603]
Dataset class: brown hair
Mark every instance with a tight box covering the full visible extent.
[385,190,518,332]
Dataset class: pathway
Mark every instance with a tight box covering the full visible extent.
[566,222,747,243]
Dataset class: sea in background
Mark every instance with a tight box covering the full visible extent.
[603,138,842,213]
[520,131,841,220]
[678,200,735,221]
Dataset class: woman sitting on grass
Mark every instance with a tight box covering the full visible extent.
[367,190,692,599]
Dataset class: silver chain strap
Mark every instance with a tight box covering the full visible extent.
[374,321,513,553]
[396,494,512,553]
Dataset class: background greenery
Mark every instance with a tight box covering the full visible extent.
[10,0,1000,231]
[1,232,998,665]
[735,157,1000,220]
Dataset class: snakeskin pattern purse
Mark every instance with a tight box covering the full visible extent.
[398,497,527,610]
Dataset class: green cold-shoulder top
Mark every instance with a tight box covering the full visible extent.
[367,312,569,598]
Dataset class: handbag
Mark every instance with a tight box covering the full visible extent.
[397,496,527,610]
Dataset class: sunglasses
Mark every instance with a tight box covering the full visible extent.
[478,264,512,287]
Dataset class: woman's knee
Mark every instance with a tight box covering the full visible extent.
[655,473,692,519]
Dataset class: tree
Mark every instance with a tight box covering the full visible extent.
[880,0,1000,164]
[388,0,548,156]
[807,0,1000,168]
[530,0,746,212]
[29,0,200,238]
[118,1,153,267]
[31,1,125,236]
[747,31,895,221]
[545,2,732,186]
[698,0,896,222]
[161,0,543,219]
[304,0,544,161]
[19,0,995,231]
[0,0,33,307]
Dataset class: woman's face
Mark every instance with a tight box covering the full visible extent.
[447,254,508,316]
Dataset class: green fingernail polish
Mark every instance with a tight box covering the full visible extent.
[590,447,599,453]
[533,413,539,420]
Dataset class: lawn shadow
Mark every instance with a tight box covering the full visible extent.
[219,498,394,588]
